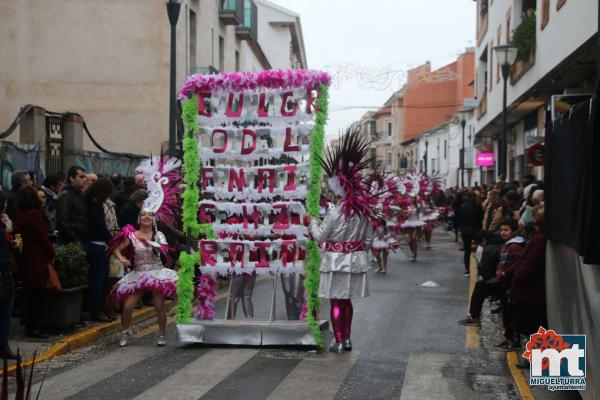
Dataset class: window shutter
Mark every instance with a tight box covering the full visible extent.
[542,0,550,29]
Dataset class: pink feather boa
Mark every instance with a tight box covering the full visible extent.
[193,274,217,320]
[179,69,331,99]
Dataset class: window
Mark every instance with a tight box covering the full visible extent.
[386,150,392,169]
[444,140,447,159]
[387,122,392,137]
[235,50,240,71]
[542,0,550,29]
[219,36,225,72]
[189,10,197,72]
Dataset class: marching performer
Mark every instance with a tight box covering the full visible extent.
[111,211,178,347]
[110,156,181,347]
[310,127,375,353]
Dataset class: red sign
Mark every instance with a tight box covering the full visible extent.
[527,144,544,166]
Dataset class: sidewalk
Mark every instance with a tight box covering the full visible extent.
[2,302,173,377]
[461,242,582,400]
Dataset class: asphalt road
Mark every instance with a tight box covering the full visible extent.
[18,229,520,400]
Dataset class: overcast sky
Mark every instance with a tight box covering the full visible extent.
[271,0,476,139]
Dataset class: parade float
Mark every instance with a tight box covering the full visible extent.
[174,70,331,347]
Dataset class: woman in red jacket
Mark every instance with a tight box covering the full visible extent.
[16,186,55,338]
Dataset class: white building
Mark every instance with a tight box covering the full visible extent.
[473,0,597,183]
[410,105,480,189]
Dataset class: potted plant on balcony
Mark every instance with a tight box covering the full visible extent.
[37,243,90,329]
[511,13,537,82]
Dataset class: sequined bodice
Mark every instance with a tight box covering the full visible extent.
[130,234,162,271]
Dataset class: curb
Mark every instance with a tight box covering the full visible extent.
[507,350,536,400]
[1,302,173,377]
[2,276,260,377]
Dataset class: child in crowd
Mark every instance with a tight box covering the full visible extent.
[493,218,526,350]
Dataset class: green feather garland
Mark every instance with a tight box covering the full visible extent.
[176,251,199,323]
[304,84,329,348]
[176,96,204,323]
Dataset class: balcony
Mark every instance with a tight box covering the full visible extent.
[219,0,244,25]
[476,94,487,120]
[510,15,536,84]
[236,0,258,42]
[511,46,536,84]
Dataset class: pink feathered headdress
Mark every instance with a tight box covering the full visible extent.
[317,125,379,219]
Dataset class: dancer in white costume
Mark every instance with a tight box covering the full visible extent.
[310,127,375,354]
[112,210,178,347]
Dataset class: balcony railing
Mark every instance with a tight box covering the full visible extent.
[219,0,244,25]
[236,0,258,41]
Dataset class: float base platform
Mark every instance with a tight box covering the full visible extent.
[177,319,329,346]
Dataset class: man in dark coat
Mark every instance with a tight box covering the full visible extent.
[5,170,33,221]
[458,230,504,326]
[41,174,65,213]
[56,166,88,244]
[118,189,148,229]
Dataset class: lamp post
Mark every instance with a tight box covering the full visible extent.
[166,0,181,157]
[424,140,429,175]
[460,118,466,188]
[493,44,518,181]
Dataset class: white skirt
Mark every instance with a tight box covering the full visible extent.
[318,271,369,299]
[372,239,389,249]
[114,267,178,302]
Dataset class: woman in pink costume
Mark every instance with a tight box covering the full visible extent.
[310,128,375,353]
[111,210,178,347]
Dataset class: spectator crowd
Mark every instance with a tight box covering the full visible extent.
[437,175,546,369]
[0,166,184,359]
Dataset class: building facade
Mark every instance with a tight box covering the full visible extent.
[473,0,597,183]
[0,0,306,155]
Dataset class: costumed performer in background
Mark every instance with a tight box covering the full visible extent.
[400,175,425,262]
[310,127,375,354]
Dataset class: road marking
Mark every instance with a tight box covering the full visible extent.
[134,290,230,339]
[399,353,477,400]
[267,352,358,400]
[132,349,257,400]
[465,254,480,349]
[506,351,536,400]
[31,347,157,400]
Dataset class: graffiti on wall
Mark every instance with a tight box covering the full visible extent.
[0,141,41,190]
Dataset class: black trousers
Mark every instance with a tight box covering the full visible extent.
[21,288,47,331]
[468,280,502,319]
[512,301,547,342]
[461,232,475,271]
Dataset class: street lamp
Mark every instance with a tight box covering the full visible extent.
[457,108,471,188]
[424,140,429,175]
[493,44,518,181]
[166,0,182,157]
